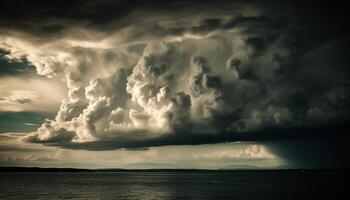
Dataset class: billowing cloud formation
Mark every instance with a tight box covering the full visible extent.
[0,0,349,150]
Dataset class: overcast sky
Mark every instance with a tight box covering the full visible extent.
[0,0,349,169]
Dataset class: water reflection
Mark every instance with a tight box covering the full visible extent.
[0,171,348,200]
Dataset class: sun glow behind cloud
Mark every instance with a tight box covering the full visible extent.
[0,76,66,112]
[0,133,282,169]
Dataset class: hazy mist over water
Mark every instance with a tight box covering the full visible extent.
[0,171,348,200]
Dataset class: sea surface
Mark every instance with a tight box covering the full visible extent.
[0,171,348,200]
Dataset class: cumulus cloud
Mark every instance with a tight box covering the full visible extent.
[0,0,348,150]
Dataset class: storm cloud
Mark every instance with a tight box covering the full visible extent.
[0,0,349,158]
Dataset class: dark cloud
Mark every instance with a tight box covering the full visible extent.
[1,0,350,169]
[21,122,350,151]
[14,98,32,104]
[0,144,46,152]
[0,50,36,76]
[0,0,131,35]
[269,138,350,169]
[0,0,248,39]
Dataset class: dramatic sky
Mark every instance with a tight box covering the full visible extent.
[0,0,349,169]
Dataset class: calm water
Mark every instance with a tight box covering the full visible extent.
[0,171,348,200]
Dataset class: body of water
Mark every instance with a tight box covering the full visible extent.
[0,171,348,199]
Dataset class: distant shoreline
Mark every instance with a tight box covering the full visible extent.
[1,167,349,172]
